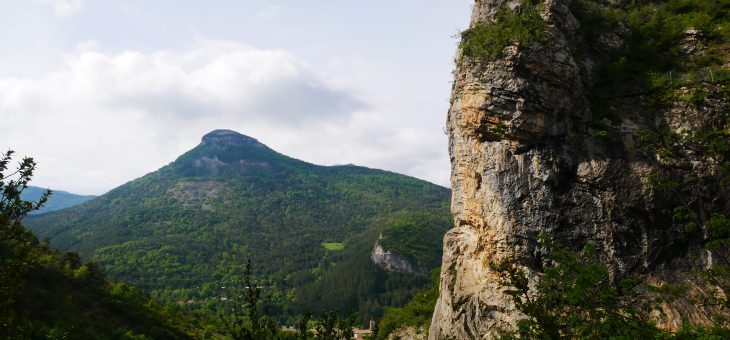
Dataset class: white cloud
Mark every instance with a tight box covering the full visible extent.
[41,0,83,18]
[0,39,450,195]
[0,1,467,196]
[0,40,366,193]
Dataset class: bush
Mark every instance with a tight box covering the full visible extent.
[460,0,546,61]
[491,237,664,339]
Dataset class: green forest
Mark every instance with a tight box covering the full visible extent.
[25,131,452,325]
[1,151,197,338]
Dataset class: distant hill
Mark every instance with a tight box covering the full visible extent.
[22,186,95,215]
[27,129,452,322]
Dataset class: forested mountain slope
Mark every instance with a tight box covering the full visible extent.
[27,129,451,322]
[1,151,195,339]
[2,226,196,339]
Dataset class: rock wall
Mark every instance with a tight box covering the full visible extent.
[430,0,729,338]
[372,241,421,275]
[388,326,428,340]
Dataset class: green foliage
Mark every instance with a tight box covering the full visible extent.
[673,324,730,339]
[673,206,699,232]
[570,0,730,120]
[0,150,49,337]
[294,310,312,339]
[377,211,450,271]
[460,0,546,61]
[569,0,623,46]
[722,161,730,185]
[375,270,440,339]
[313,310,355,340]
[633,120,729,256]
[0,150,50,223]
[26,135,452,323]
[294,225,433,321]
[707,215,730,247]
[314,311,339,339]
[706,215,730,295]
[621,6,730,320]
[492,237,663,339]
[0,150,196,339]
[219,259,278,340]
[492,235,730,337]
[688,88,708,106]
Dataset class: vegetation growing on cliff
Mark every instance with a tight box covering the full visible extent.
[584,2,730,332]
[636,124,730,320]
[492,238,662,339]
[575,3,730,309]
[571,0,730,121]
[460,0,546,61]
[492,237,730,339]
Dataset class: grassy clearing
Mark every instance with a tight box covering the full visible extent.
[322,242,345,251]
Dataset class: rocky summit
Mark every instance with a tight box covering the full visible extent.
[200,129,265,147]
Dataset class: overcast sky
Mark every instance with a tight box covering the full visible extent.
[1,0,472,195]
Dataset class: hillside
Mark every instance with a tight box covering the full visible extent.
[26,129,452,322]
[21,186,95,215]
[1,225,196,339]
[1,151,195,339]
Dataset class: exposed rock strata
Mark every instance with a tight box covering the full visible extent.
[167,180,224,211]
[372,241,421,275]
[430,0,729,338]
[388,326,428,340]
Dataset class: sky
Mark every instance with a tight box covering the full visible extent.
[0,0,472,195]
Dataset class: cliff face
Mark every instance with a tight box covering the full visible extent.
[430,0,730,338]
[371,241,421,275]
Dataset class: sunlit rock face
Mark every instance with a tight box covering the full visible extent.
[430,0,730,338]
[371,241,420,275]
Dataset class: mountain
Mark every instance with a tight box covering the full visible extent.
[21,186,96,215]
[26,129,451,322]
[431,0,730,337]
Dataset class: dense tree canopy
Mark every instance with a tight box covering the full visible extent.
[0,150,197,339]
[25,133,452,323]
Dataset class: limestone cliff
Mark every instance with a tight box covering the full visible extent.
[388,326,428,340]
[430,0,730,338]
[372,241,421,275]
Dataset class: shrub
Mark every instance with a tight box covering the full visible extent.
[460,0,546,61]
